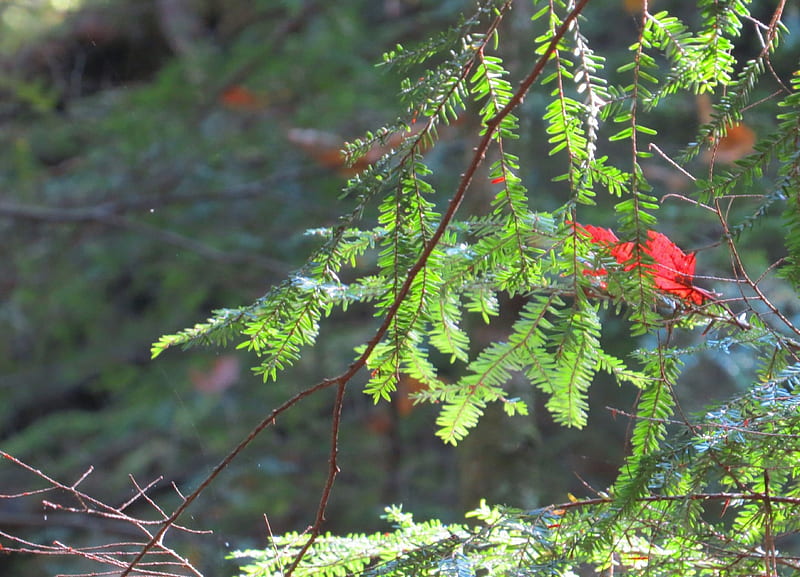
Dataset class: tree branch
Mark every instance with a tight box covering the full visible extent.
[121,0,594,573]
[283,381,347,575]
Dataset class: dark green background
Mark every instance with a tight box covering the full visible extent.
[0,0,795,574]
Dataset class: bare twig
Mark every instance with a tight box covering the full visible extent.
[605,406,800,439]
[282,381,347,575]
[0,451,206,576]
[551,490,800,512]
[649,143,697,182]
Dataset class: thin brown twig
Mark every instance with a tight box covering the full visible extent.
[283,381,347,575]
[551,490,800,513]
[261,514,282,572]
[759,0,790,93]
[649,143,697,182]
[0,452,204,576]
[714,197,800,342]
[763,470,777,577]
[1,452,124,520]
[128,475,170,522]
[605,406,800,439]
[119,476,164,512]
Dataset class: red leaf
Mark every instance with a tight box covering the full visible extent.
[219,85,266,112]
[579,224,619,245]
[575,224,633,281]
[577,223,713,304]
[641,230,714,305]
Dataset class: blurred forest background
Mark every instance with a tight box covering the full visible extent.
[1,0,798,575]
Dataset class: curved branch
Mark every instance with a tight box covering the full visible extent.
[283,381,347,575]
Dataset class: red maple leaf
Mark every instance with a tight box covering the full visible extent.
[576,224,713,305]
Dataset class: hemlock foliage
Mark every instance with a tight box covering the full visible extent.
[146,0,800,575]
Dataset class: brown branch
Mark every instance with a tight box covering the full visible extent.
[283,381,347,575]
[714,196,800,344]
[763,469,777,577]
[118,476,165,512]
[0,452,206,576]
